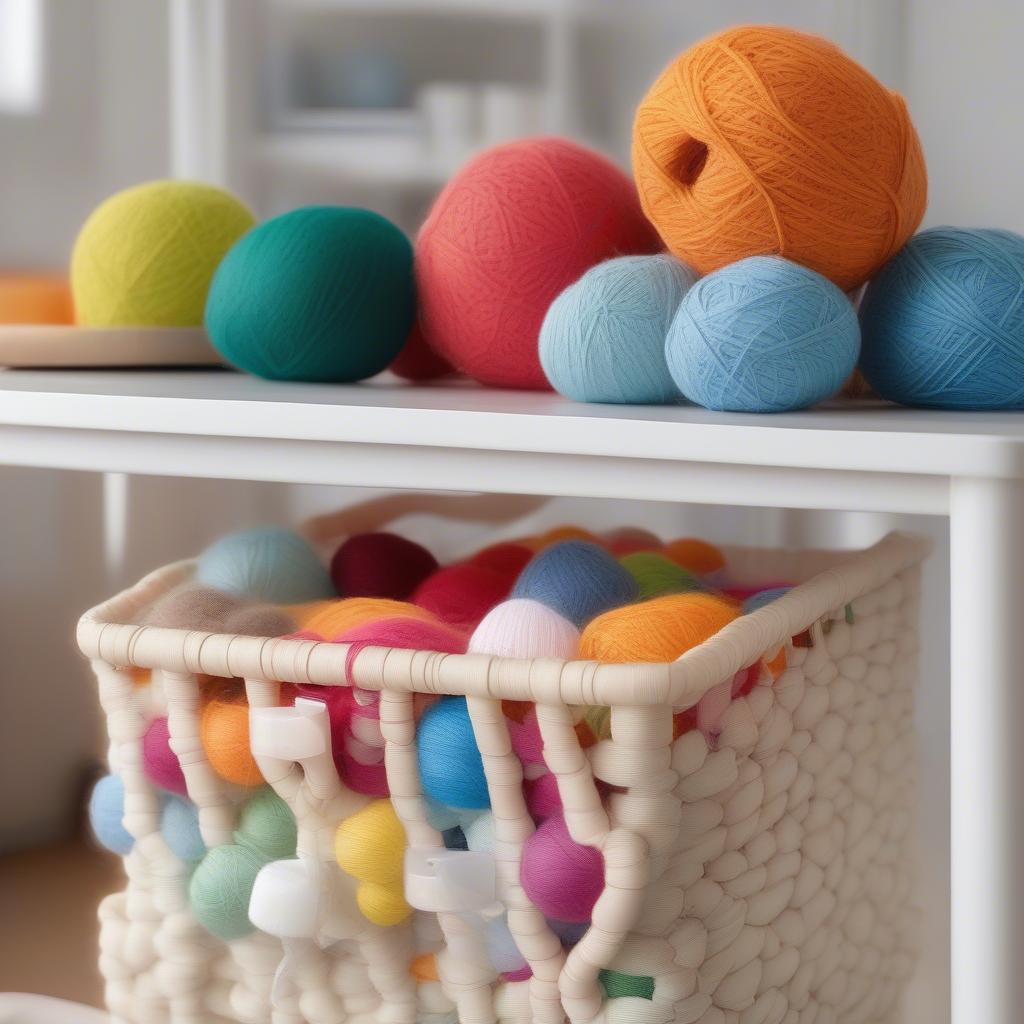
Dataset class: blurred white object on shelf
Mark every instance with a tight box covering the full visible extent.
[418,81,478,160]
[479,83,542,145]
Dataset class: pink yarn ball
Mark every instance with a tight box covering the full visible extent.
[142,716,188,795]
[521,813,604,922]
[416,137,659,390]
[469,598,580,661]
[310,616,468,796]
[721,580,793,602]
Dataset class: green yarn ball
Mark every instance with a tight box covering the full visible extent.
[205,205,414,382]
[599,969,654,1000]
[188,843,264,940]
[619,552,704,600]
[236,787,297,861]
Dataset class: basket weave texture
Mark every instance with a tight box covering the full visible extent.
[78,531,929,1024]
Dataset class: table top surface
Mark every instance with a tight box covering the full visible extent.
[3,368,1024,478]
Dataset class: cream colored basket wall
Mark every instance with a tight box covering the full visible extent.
[77,527,930,1024]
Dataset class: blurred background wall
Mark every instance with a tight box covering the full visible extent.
[3,2,1021,1019]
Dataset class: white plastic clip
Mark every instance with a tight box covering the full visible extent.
[249,697,330,761]
[249,854,323,939]
[404,848,496,913]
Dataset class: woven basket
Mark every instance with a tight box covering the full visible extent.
[77,510,930,1024]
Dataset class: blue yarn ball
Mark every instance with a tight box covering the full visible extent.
[665,256,860,412]
[513,540,638,627]
[196,527,335,604]
[161,795,206,863]
[417,697,490,809]
[860,227,1024,409]
[548,917,589,947]
[88,774,134,855]
[742,586,792,614]
[423,796,484,833]
[539,255,697,404]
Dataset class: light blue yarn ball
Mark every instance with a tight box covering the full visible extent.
[196,527,335,604]
[417,697,491,810]
[88,774,134,855]
[742,586,792,614]
[424,796,484,833]
[860,227,1024,409]
[665,256,860,412]
[161,795,206,863]
[539,255,697,404]
[513,540,638,627]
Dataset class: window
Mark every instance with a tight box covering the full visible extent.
[0,0,43,114]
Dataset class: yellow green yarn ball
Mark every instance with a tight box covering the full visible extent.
[71,180,254,327]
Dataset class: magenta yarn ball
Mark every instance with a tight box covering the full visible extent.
[521,812,604,921]
[524,772,562,820]
[142,716,188,796]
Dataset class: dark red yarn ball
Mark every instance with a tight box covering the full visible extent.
[390,320,455,381]
[330,532,438,600]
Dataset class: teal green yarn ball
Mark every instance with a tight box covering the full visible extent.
[196,527,335,604]
[205,206,414,382]
[540,254,696,404]
[666,256,859,412]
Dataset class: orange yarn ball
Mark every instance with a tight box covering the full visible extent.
[539,525,602,548]
[632,25,927,290]
[663,538,726,575]
[201,699,263,787]
[293,597,438,638]
[580,592,738,663]
[0,274,73,324]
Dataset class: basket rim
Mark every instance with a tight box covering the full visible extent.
[77,531,931,708]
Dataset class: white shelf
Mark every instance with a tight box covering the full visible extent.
[1,369,1023,514]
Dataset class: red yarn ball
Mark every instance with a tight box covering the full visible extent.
[390,320,454,381]
[469,542,534,578]
[413,563,512,630]
[330,532,438,600]
[602,526,661,556]
[416,137,659,390]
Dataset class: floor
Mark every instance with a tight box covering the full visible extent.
[0,833,123,1008]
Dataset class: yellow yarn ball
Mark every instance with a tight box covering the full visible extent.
[335,798,410,926]
[71,180,254,327]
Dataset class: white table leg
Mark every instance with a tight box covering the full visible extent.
[950,476,1024,1024]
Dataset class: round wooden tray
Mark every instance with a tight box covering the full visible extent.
[0,325,223,368]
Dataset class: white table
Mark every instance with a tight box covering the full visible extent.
[1,368,1020,1024]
